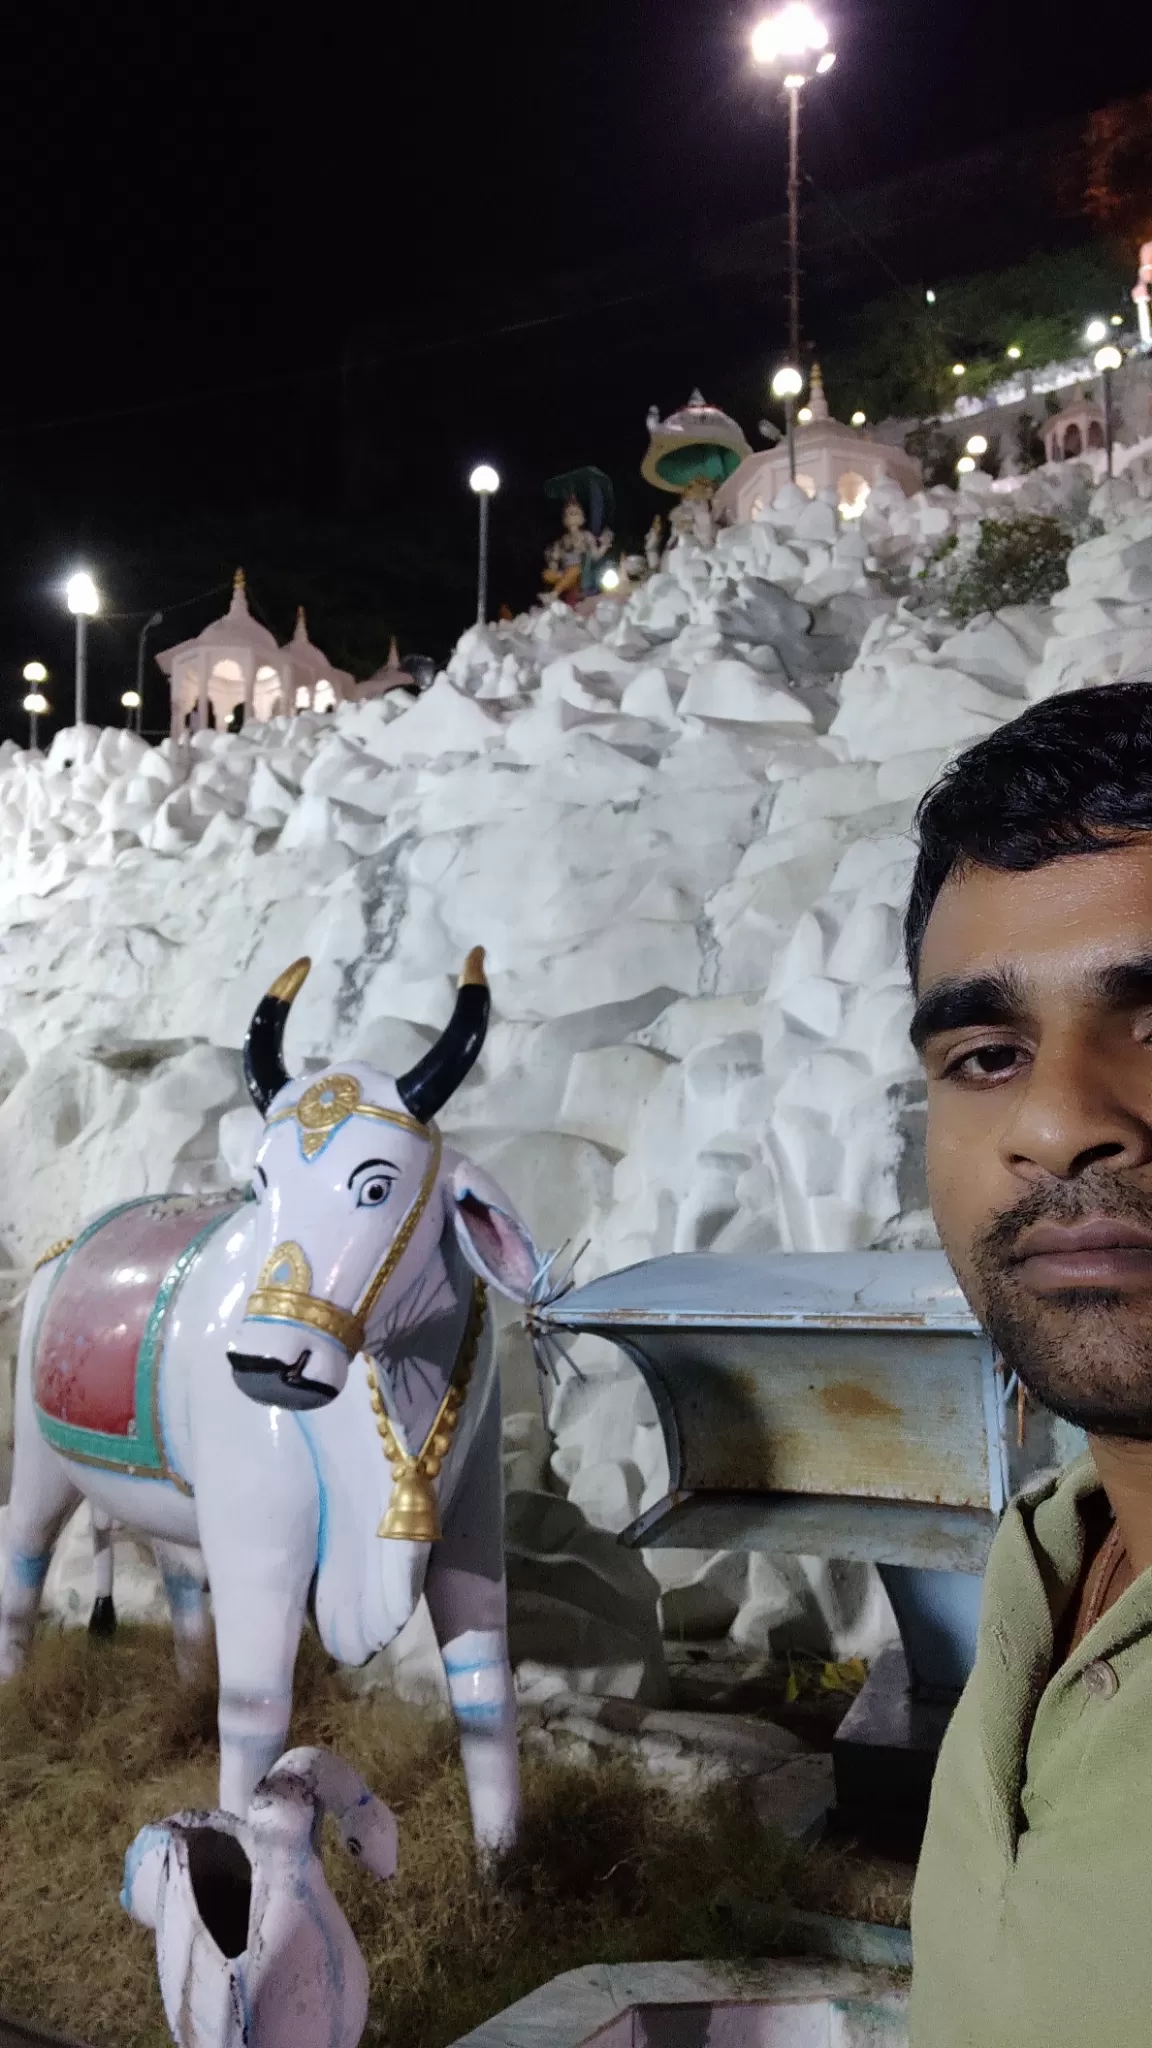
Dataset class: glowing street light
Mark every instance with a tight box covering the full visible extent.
[65,570,100,727]
[771,363,804,480]
[121,689,141,729]
[600,566,621,592]
[751,6,835,382]
[22,684,50,749]
[1085,319,1108,346]
[956,455,977,475]
[1094,344,1123,475]
[850,409,866,427]
[951,363,966,378]
[797,405,813,422]
[1006,345,1022,360]
[925,289,937,304]
[965,434,988,456]
[469,464,500,625]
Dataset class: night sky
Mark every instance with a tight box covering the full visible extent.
[1,0,1151,741]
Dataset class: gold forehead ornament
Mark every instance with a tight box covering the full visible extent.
[265,1073,430,1161]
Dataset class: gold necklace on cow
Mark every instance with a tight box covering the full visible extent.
[368,1277,488,1543]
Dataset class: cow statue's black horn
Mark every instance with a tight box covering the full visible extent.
[396,947,490,1125]
[244,957,312,1114]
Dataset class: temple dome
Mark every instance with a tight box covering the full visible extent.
[642,389,752,495]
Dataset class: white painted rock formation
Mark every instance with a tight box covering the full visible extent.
[1,458,1149,1677]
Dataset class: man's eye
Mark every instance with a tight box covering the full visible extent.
[945,1042,1025,1082]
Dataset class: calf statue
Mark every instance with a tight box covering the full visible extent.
[0,949,550,1859]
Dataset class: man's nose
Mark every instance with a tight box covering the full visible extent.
[1003,1042,1152,1181]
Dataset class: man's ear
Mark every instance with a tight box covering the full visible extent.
[448,1160,545,1303]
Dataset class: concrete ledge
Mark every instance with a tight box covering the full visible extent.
[448,1949,910,2047]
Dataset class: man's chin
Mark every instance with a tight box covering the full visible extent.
[978,1282,1152,1440]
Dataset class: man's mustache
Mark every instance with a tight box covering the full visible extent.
[975,1173,1152,1269]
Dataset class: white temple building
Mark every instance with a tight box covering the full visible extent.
[716,366,922,523]
[278,609,356,714]
[156,572,355,734]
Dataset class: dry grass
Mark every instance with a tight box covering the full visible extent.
[0,1626,912,2048]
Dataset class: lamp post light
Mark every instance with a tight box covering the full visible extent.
[1085,319,1108,347]
[751,4,834,379]
[1094,344,1123,476]
[771,364,804,481]
[22,662,49,750]
[121,690,142,728]
[65,570,100,727]
[468,465,500,625]
[134,608,163,734]
[22,693,50,748]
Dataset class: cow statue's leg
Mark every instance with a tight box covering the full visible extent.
[89,1510,116,1638]
[0,1331,81,1680]
[425,1383,520,1861]
[152,1539,211,1682]
[204,1539,315,1818]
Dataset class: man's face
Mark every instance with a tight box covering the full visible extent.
[914,839,1152,1438]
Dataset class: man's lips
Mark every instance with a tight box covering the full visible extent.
[1010,1216,1152,1290]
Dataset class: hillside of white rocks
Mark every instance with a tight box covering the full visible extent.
[2,459,1151,1670]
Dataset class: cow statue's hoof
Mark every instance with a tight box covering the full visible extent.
[122,1746,397,2048]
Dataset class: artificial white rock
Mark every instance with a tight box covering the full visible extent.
[5,476,1150,1672]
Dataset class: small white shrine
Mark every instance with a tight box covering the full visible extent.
[359,637,419,700]
[157,571,285,736]
[1041,393,1107,464]
[715,367,921,523]
[279,609,356,714]
[156,572,355,735]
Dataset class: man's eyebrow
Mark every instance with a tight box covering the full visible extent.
[1089,955,1152,1007]
[909,969,1026,1053]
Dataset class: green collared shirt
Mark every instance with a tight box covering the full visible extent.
[910,1450,1152,2047]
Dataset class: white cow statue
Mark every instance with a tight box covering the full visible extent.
[0,948,551,1859]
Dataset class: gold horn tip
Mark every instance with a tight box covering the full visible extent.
[458,946,487,989]
[266,957,312,1004]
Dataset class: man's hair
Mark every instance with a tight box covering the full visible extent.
[905,681,1152,986]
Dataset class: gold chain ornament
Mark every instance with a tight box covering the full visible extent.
[369,1278,487,1542]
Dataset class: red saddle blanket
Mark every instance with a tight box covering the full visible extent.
[33,1194,244,1476]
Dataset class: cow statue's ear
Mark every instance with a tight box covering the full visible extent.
[449,1161,545,1304]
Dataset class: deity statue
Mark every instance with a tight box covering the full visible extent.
[668,477,716,549]
[644,514,665,571]
[541,466,615,605]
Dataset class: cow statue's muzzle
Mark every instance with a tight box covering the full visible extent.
[228,1345,338,1412]
[227,1239,364,1411]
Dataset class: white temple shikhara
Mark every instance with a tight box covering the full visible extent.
[156,572,357,736]
[715,366,921,522]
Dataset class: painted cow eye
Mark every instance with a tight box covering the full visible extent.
[357,1178,392,1209]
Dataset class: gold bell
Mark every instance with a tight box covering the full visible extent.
[377,1465,442,1543]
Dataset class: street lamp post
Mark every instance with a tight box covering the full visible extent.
[771,364,804,481]
[134,609,163,734]
[65,571,100,727]
[469,465,500,625]
[22,661,49,751]
[121,690,142,728]
[751,5,835,376]
[1094,344,1123,477]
